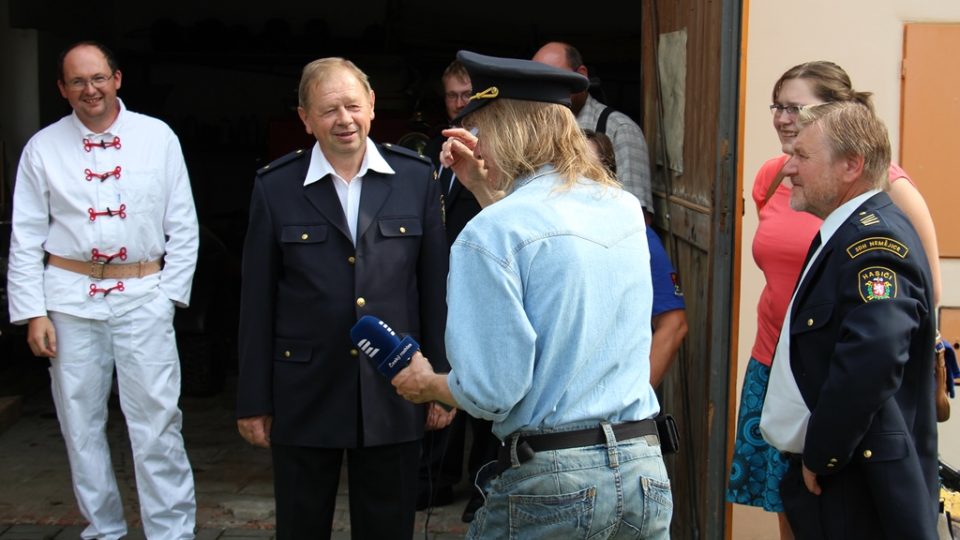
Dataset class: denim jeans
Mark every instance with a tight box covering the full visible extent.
[467,423,672,539]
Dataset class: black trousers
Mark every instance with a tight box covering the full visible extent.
[272,440,420,540]
[780,457,936,540]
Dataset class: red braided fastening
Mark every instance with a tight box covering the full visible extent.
[87,204,127,222]
[83,136,122,152]
[90,246,127,263]
[88,281,125,297]
[84,166,122,182]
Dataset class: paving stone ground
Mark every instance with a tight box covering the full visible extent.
[0,358,470,539]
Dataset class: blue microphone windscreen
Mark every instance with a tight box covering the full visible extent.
[350,315,400,364]
[350,315,420,378]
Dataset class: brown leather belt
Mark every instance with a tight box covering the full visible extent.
[47,254,162,280]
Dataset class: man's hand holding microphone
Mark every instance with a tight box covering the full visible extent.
[350,316,458,430]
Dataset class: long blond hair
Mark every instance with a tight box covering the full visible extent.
[462,99,618,192]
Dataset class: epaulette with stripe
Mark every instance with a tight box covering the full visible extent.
[851,209,883,229]
[257,148,307,175]
[380,142,432,165]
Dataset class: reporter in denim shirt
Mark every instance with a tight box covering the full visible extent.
[392,50,672,539]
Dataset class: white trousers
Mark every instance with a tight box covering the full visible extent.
[48,293,196,540]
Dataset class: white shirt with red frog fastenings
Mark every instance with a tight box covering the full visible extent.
[7,98,198,324]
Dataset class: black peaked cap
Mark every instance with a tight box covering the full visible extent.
[453,50,590,124]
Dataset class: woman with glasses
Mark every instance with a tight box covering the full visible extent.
[725,61,942,540]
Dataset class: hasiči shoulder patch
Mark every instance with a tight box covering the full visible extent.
[846,237,908,259]
[859,266,897,302]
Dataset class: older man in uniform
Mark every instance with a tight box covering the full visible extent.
[8,41,198,539]
[760,101,938,539]
[236,57,450,540]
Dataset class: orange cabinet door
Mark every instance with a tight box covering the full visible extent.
[901,23,960,257]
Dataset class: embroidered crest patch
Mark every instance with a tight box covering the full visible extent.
[846,237,908,259]
[859,266,897,302]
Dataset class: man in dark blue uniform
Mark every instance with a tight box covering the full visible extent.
[416,59,497,523]
[760,101,938,539]
[424,59,484,247]
[236,57,450,540]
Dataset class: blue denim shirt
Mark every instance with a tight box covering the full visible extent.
[446,167,659,440]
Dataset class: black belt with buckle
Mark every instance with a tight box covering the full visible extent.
[496,419,659,474]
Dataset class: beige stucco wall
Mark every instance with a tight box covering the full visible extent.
[734,2,960,534]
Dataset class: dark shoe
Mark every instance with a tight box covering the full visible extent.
[461,493,484,523]
[416,485,454,510]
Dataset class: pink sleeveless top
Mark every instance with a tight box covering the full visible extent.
[749,155,913,365]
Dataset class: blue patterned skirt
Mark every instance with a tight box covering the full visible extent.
[725,357,788,512]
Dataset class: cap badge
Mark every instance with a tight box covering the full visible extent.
[470,87,500,102]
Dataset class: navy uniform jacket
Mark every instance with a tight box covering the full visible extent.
[236,144,449,448]
[783,192,937,539]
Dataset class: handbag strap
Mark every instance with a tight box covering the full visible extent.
[760,163,788,210]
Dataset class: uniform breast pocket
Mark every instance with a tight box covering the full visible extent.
[280,225,329,270]
[377,218,422,269]
[378,217,423,239]
[281,225,329,245]
[273,338,313,363]
[791,302,834,336]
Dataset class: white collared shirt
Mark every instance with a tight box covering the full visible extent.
[8,99,199,323]
[760,189,881,453]
[302,138,395,245]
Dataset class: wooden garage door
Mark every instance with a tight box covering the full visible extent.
[641,0,742,538]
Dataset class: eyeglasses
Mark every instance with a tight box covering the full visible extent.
[769,103,812,117]
[65,73,115,91]
[445,91,473,102]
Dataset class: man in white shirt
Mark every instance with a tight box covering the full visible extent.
[7,41,198,540]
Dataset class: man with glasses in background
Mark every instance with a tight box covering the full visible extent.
[418,59,496,523]
[424,59,482,244]
[7,40,198,539]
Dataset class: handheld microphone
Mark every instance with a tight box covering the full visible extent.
[350,315,420,379]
